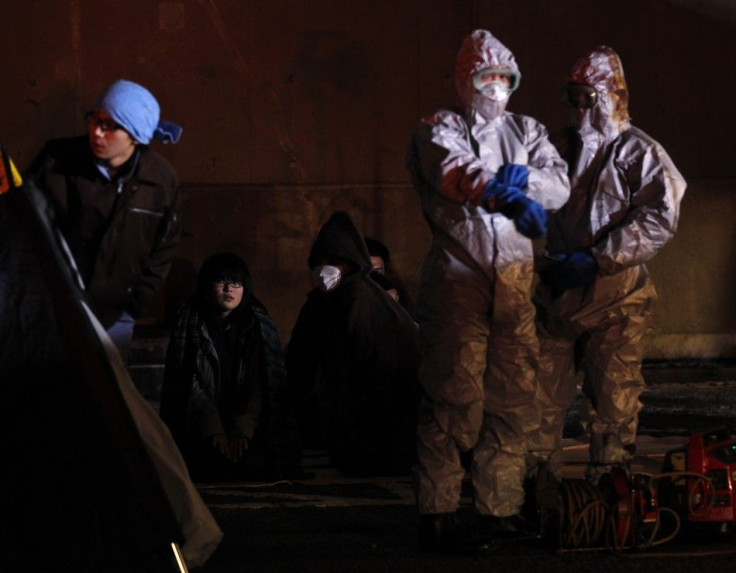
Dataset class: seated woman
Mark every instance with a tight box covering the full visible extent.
[160,253,303,482]
[286,211,421,477]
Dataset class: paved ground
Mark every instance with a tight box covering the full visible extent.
[190,381,736,572]
[123,333,736,572]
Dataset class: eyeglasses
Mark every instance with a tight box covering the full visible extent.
[562,84,598,109]
[213,280,244,289]
[85,111,123,133]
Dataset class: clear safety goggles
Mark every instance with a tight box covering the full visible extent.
[562,84,598,109]
[472,66,521,94]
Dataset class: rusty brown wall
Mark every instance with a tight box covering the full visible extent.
[3,1,736,357]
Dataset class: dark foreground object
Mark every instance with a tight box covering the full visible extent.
[195,488,736,573]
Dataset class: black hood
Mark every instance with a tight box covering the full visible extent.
[307,211,371,277]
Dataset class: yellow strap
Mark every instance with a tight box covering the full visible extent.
[0,152,22,195]
[9,158,22,186]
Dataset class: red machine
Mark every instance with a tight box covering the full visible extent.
[554,427,736,551]
[658,426,736,534]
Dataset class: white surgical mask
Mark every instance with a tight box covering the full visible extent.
[467,83,511,121]
[314,265,342,292]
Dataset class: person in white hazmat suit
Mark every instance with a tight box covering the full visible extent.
[406,29,570,552]
[527,46,686,485]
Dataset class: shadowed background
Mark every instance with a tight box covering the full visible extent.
[2,0,734,358]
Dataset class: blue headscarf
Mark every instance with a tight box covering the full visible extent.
[94,79,183,144]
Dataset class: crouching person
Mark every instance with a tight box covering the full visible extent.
[287,211,421,478]
[160,253,303,482]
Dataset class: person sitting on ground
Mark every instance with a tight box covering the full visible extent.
[369,270,401,304]
[286,211,421,477]
[160,252,303,482]
[364,236,413,314]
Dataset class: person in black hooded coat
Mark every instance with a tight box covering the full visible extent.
[286,211,420,477]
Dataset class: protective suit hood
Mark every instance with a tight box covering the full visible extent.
[567,46,630,144]
[307,211,372,278]
[455,29,520,122]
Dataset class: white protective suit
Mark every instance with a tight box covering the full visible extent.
[406,29,570,517]
[528,46,687,481]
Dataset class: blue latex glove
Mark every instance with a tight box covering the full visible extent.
[543,250,599,292]
[482,181,523,207]
[508,195,547,239]
[482,163,529,211]
[495,163,529,189]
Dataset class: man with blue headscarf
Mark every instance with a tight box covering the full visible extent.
[27,79,184,359]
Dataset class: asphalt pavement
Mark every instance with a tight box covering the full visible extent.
[192,380,736,572]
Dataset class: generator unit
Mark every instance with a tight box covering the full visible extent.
[658,426,736,534]
[551,427,736,551]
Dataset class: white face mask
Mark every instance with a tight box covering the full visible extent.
[470,93,508,121]
[481,81,511,102]
[314,265,342,292]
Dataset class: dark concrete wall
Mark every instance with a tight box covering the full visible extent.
[3,1,735,357]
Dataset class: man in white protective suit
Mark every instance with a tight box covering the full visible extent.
[527,46,686,486]
[406,29,570,553]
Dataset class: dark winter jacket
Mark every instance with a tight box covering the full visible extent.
[164,303,264,441]
[161,290,304,477]
[26,135,181,328]
[287,211,420,476]
[0,148,202,570]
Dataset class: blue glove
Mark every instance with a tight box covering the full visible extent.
[482,181,523,207]
[508,195,547,239]
[543,250,599,292]
[496,163,529,189]
[482,163,529,211]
